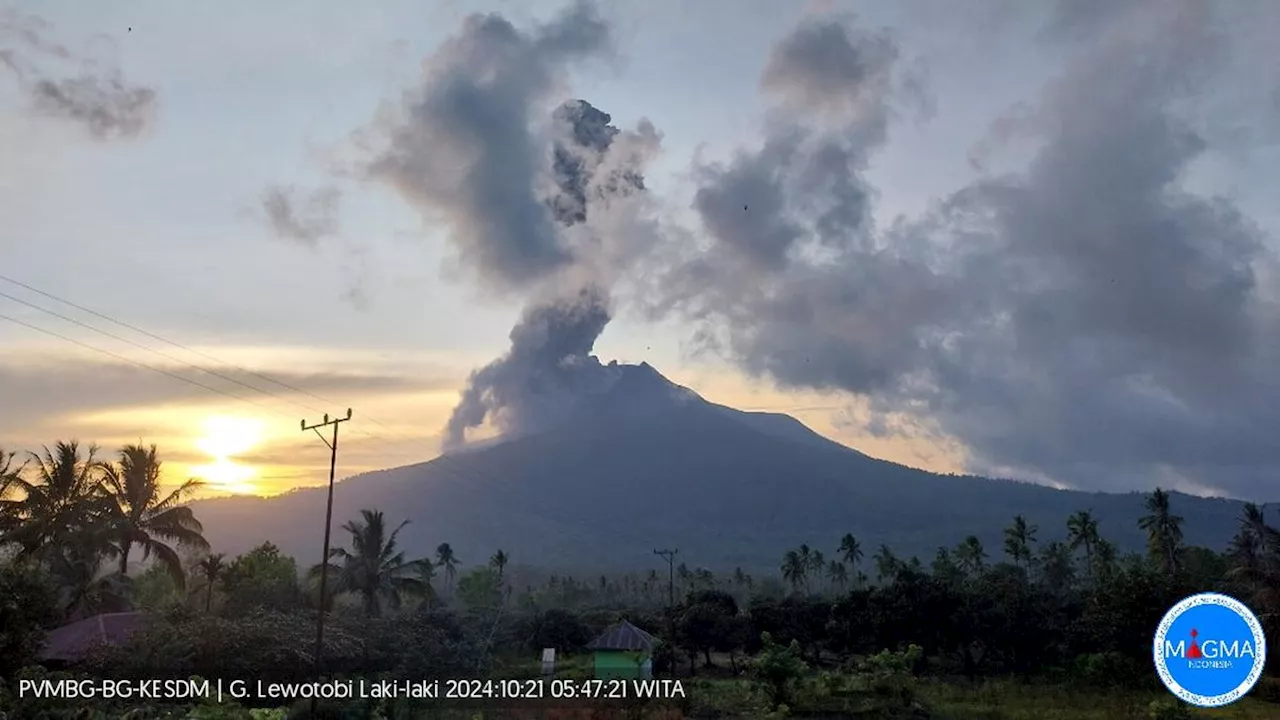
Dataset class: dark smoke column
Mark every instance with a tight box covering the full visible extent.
[442,99,649,451]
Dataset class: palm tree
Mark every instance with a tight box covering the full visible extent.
[490,549,509,587]
[436,542,459,597]
[0,448,25,533]
[1138,488,1184,574]
[827,560,848,593]
[1038,541,1076,595]
[312,509,428,617]
[101,444,208,588]
[1,441,107,558]
[955,536,987,576]
[1067,510,1100,585]
[416,558,440,608]
[1227,504,1280,631]
[1093,538,1118,582]
[1229,504,1280,578]
[932,547,963,585]
[46,535,131,620]
[677,562,692,595]
[839,533,863,586]
[1003,515,1038,569]
[694,567,715,590]
[873,544,899,583]
[808,550,825,593]
[781,550,806,592]
[197,553,225,613]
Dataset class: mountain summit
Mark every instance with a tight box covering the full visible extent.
[193,363,1247,572]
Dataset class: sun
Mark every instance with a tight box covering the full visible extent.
[195,415,265,457]
[189,457,258,495]
[191,416,266,495]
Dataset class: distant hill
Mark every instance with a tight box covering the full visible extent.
[192,363,1258,575]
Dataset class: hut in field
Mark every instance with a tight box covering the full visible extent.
[586,619,656,680]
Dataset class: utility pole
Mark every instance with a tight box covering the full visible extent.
[653,548,678,608]
[302,408,352,710]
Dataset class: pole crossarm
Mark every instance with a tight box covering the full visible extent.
[654,548,679,609]
[301,407,353,713]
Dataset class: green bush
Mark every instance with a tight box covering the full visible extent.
[680,678,772,718]
[1251,674,1280,704]
[282,699,356,720]
[859,645,924,704]
[749,632,808,709]
[0,562,60,676]
[1146,697,1193,720]
[1072,651,1146,688]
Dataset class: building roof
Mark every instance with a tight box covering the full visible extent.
[39,612,149,663]
[586,620,656,651]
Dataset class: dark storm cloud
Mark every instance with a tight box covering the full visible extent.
[654,5,1280,500]
[365,1,613,294]
[260,185,342,246]
[0,10,157,140]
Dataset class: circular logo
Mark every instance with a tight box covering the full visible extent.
[1153,593,1267,707]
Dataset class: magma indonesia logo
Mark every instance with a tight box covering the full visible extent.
[1153,593,1267,707]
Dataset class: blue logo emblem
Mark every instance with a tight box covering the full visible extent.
[1153,593,1267,707]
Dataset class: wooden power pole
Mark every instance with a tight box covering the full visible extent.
[653,548,679,608]
[302,408,352,711]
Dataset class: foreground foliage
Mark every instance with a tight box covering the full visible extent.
[3,438,1280,718]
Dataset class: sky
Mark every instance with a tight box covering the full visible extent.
[1,0,1277,501]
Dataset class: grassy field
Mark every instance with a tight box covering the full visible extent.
[919,680,1277,720]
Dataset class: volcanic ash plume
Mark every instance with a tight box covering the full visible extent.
[443,286,619,450]
[361,4,658,451]
[440,98,655,450]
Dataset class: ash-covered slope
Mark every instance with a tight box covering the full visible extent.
[192,363,1248,573]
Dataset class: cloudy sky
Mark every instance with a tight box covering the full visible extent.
[1,0,1277,501]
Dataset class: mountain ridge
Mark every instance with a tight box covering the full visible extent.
[191,362,1258,574]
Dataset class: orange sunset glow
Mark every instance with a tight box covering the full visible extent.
[189,415,266,495]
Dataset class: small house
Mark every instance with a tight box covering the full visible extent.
[586,619,656,680]
[39,612,149,666]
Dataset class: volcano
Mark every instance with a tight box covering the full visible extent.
[192,363,1249,573]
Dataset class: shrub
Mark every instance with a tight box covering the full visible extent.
[1147,697,1193,720]
[859,645,924,705]
[283,699,356,720]
[1251,675,1280,704]
[0,562,60,676]
[1072,651,1146,688]
[750,632,808,709]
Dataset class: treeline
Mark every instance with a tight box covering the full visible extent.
[3,440,1280,707]
[667,492,1280,682]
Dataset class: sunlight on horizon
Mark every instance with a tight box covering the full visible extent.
[190,416,266,495]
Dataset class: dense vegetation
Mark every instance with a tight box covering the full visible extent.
[2,440,1278,719]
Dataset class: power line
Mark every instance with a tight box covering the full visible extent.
[0,310,425,465]
[0,310,292,421]
[0,283,429,466]
[301,408,352,718]
[0,273,419,444]
[0,288,330,419]
[654,548,679,608]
